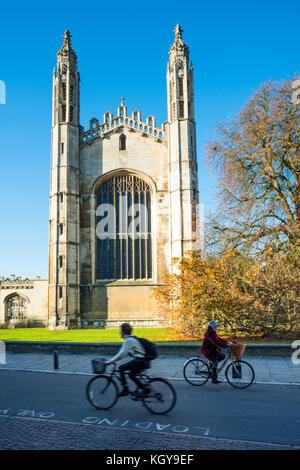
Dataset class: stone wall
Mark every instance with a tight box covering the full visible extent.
[3,340,293,357]
[0,278,48,328]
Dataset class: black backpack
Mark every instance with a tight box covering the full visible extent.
[131,336,158,360]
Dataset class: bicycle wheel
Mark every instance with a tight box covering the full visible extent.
[225,360,255,389]
[183,358,210,386]
[142,378,176,415]
[86,375,119,410]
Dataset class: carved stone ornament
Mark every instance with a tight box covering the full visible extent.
[169,24,189,58]
[57,29,78,70]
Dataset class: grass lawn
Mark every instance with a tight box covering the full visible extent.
[0,327,295,343]
[0,328,182,343]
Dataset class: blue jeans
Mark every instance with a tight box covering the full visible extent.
[211,350,225,369]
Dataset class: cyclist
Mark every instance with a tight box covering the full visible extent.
[105,323,152,397]
[201,320,231,384]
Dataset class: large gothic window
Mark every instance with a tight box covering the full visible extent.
[7,295,27,322]
[96,172,152,280]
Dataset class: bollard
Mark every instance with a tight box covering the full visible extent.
[53,350,59,370]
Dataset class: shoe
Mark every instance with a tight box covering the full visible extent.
[118,387,130,397]
[211,369,221,385]
[131,389,142,400]
[131,386,150,399]
[142,385,151,396]
[212,378,221,384]
[131,391,139,401]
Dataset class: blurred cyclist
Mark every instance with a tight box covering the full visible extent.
[201,320,231,384]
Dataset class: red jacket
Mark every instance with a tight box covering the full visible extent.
[200,326,228,361]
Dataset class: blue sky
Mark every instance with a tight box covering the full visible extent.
[0,0,299,278]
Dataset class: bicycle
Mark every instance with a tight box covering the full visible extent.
[183,344,255,389]
[86,358,177,415]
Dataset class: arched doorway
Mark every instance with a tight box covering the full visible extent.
[6,294,28,325]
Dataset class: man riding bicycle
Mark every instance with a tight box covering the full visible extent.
[105,323,153,397]
[201,320,232,384]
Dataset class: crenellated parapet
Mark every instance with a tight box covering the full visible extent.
[80,100,168,146]
[0,278,34,289]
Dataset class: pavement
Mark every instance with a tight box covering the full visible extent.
[1,414,297,450]
[1,351,300,385]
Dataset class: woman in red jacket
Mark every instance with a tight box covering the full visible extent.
[201,320,231,384]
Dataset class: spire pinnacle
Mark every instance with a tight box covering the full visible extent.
[169,24,189,60]
[174,24,183,42]
[57,29,77,67]
[63,29,72,50]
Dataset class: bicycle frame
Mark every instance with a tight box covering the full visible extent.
[216,349,232,374]
[104,363,150,391]
[217,346,242,374]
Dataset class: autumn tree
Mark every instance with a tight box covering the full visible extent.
[154,79,300,339]
[154,249,300,338]
[245,248,300,337]
[206,79,300,255]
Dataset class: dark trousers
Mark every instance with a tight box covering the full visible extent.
[119,358,150,389]
[211,350,225,369]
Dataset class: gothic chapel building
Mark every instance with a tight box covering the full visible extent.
[0,25,200,329]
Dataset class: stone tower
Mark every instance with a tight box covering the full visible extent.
[48,30,81,329]
[292,78,300,105]
[167,25,199,263]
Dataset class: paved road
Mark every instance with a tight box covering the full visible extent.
[0,369,299,449]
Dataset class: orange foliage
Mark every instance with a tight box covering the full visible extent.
[153,249,300,338]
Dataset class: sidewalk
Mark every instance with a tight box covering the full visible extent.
[1,352,300,385]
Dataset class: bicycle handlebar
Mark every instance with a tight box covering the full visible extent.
[108,363,118,372]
